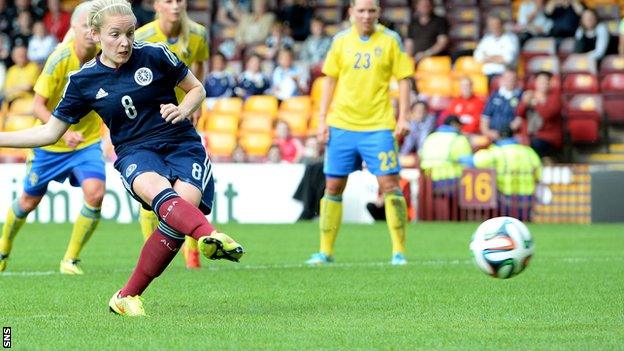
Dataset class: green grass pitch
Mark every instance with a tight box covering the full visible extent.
[1,221,623,350]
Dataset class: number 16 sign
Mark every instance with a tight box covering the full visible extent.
[459,169,497,209]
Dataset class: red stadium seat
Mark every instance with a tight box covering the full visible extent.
[562,74,599,94]
[448,7,480,23]
[522,37,556,58]
[601,73,624,124]
[526,55,560,75]
[562,54,597,77]
[564,94,603,144]
[599,55,624,76]
[557,37,576,61]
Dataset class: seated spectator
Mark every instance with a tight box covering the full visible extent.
[264,21,295,61]
[235,0,275,47]
[299,17,331,72]
[270,48,308,101]
[517,71,562,158]
[545,0,584,40]
[3,43,40,105]
[10,11,33,47]
[408,0,449,63]
[43,0,70,42]
[267,144,282,163]
[439,76,485,136]
[277,0,313,41]
[235,53,271,98]
[27,21,57,66]
[513,0,553,44]
[232,145,248,163]
[480,69,523,142]
[0,0,13,34]
[574,8,617,61]
[274,120,303,163]
[474,14,520,80]
[399,100,436,167]
[216,0,252,28]
[300,136,322,164]
[204,52,236,108]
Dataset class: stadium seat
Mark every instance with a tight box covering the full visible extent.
[418,74,454,97]
[3,114,36,132]
[314,7,343,24]
[8,97,34,115]
[564,94,604,144]
[280,96,312,115]
[599,55,624,76]
[206,113,239,134]
[594,3,620,20]
[449,22,480,41]
[416,56,452,77]
[277,110,309,138]
[485,6,513,22]
[521,37,556,62]
[239,114,273,134]
[526,55,560,75]
[562,73,599,95]
[446,0,477,6]
[562,54,597,76]
[447,6,480,22]
[557,37,576,60]
[381,6,410,25]
[204,132,237,160]
[453,56,483,76]
[243,95,279,118]
[212,97,243,115]
[239,132,273,158]
[600,73,624,124]
[310,77,327,108]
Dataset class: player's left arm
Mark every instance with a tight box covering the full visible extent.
[395,78,411,138]
[161,71,206,124]
[391,33,414,138]
[0,116,70,148]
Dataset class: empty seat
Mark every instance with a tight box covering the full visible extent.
[601,73,624,124]
[381,6,410,25]
[278,110,309,138]
[447,6,480,22]
[418,74,454,97]
[557,37,576,60]
[449,22,479,41]
[417,56,452,76]
[280,96,312,114]
[600,55,624,76]
[526,55,560,75]
[206,113,239,134]
[564,94,603,144]
[239,132,273,158]
[243,95,279,118]
[239,114,273,134]
[3,114,36,132]
[562,73,599,95]
[212,97,243,115]
[204,132,238,160]
[562,54,597,76]
[522,37,556,58]
[453,56,483,76]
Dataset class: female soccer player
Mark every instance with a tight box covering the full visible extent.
[134,0,209,269]
[0,0,243,317]
[0,2,105,276]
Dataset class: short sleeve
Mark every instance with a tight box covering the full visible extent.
[33,59,59,99]
[157,44,189,85]
[391,38,415,80]
[322,38,341,77]
[52,77,91,124]
[193,26,210,63]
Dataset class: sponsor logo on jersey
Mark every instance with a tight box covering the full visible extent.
[134,67,153,86]
[125,164,137,177]
[95,88,109,99]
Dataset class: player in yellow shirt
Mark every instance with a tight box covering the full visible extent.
[3,44,41,104]
[306,0,413,266]
[135,0,209,268]
[0,2,105,275]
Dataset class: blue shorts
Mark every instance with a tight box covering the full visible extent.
[24,142,106,196]
[114,138,214,215]
[324,127,400,177]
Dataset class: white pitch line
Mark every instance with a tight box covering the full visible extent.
[1,256,622,277]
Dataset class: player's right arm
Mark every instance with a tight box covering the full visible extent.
[33,93,84,148]
[0,117,70,148]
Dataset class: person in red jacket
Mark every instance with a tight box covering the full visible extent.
[439,76,485,134]
[517,70,562,158]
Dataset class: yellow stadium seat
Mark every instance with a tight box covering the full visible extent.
[239,114,273,134]
[206,113,239,134]
[310,76,328,108]
[239,132,273,157]
[4,114,37,132]
[278,110,309,138]
[280,96,312,114]
[213,97,243,115]
[418,74,454,97]
[453,56,483,76]
[243,95,279,118]
[205,132,238,159]
[9,97,34,115]
[416,56,452,76]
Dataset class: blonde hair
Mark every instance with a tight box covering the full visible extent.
[88,0,135,32]
[154,0,190,58]
[61,1,94,44]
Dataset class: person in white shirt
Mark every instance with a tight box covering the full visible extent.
[270,47,308,101]
[513,0,553,44]
[474,14,520,79]
[27,21,58,66]
[574,8,616,61]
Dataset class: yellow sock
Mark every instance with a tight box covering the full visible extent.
[319,194,342,257]
[384,191,407,254]
[0,201,28,256]
[185,236,198,250]
[139,207,159,242]
[63,204,101,260]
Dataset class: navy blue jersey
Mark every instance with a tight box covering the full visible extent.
[53,41,200,157]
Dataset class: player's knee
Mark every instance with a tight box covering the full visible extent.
[84,184,106,207]
[325,180,346,196]
[18,195,42,213]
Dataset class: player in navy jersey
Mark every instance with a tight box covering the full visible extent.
[0,0,244,317]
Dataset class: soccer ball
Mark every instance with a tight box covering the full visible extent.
[469,216,534,279]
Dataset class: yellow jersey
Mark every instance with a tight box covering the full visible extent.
[33,40,101,152]
[5,62,40,102]
[135,19,209,102]
[322,24,414,131]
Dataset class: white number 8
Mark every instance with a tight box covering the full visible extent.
[192,163,202,180]
[121,95,138,119]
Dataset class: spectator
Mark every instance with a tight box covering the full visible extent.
[235,53,271,98]
[0,0,12,34]
[267,144,282,163]
[204,52,236,109]
[132,0,156,27]
[300,136,322,164]
[620,18,624,55]
[232,145,248,163]
[299,17,331,71]
[408,0,449,63]
[277,0,313,41]
[270,47,308,101]
[513,0,553,44]
[481,69,523,141]
[13,0,44,20]
[399,100,436,167]
[439,76,485,136]
[474,14,520,79]
[264,21,295,61]
[517,71,562,158]
[574,8,617,61]
[10,11,33,47]
[216,0,252,28]
[274,120,303,163]
[27,21,57,65]
[545,0,584,40]
[3,44,40,105]
[235,0,275,47]
[0,32,8,99]
[43,0,71,42]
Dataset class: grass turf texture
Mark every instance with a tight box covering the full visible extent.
[1,221,623,350]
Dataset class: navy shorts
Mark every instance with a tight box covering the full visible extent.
[114,138,214,215]
[24,142,106,196]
